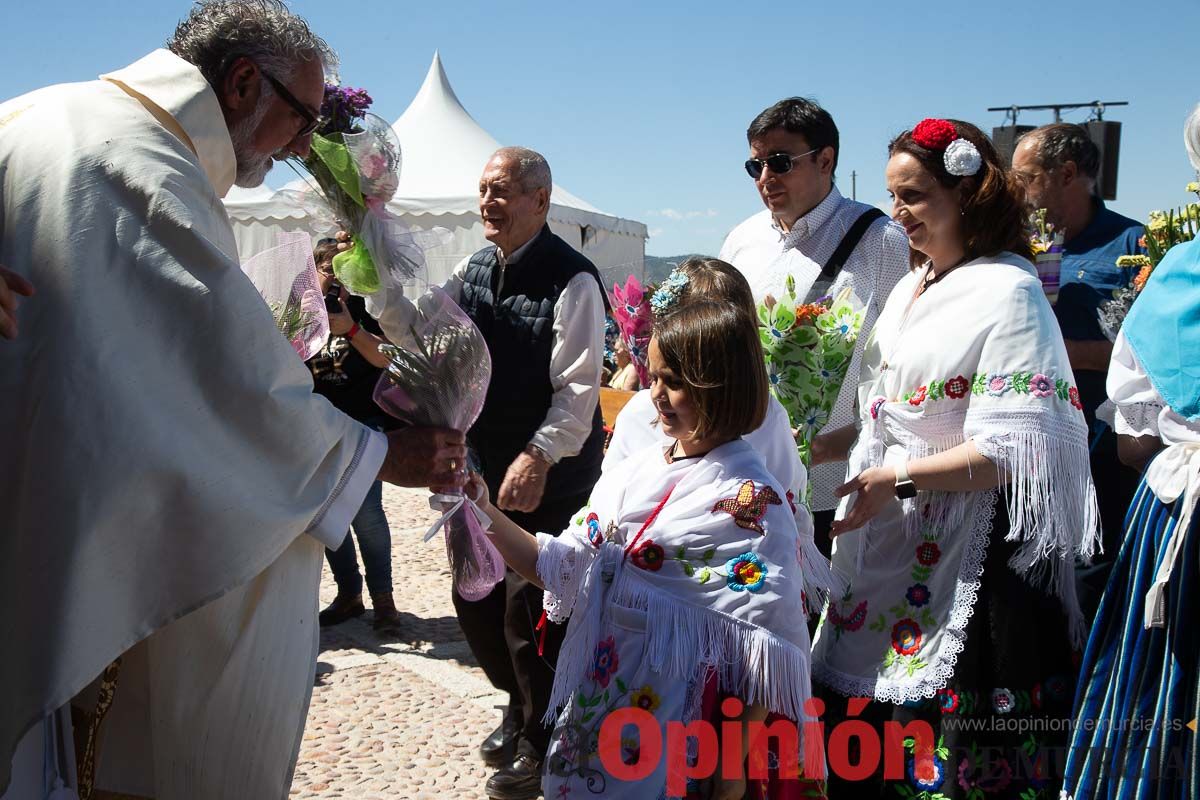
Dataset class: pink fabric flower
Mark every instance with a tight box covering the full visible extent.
[1029,373,1054,398]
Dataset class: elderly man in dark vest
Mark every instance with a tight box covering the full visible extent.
[373,146,607,799]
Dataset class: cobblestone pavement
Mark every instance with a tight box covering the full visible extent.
[290,485,538,799]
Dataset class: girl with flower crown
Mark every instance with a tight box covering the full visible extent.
[605,257,836,616]
[808,119,1099,798]
[469,301,819,799]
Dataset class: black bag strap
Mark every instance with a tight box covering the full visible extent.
[820,207,886,280]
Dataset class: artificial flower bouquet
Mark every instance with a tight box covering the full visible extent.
[758,275,863,474]
[373,288,503,600]
[1098,188,1199,340]
[610,275,656,388]
[288,84,420,295]
[1029,208,1065,304]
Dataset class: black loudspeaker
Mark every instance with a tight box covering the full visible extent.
[991,125,1037,167]
[1086,120,1121,201]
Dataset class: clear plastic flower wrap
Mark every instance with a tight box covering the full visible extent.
[241,231,330,360]
[373,288,504,600]
[288,99,430,296]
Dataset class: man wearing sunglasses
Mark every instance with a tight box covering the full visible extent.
[719,97,910,560]
[0,2,467,798]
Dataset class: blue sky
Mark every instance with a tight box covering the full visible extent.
[4,0,1197,256]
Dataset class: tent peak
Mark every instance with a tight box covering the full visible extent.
[413,51,463,113]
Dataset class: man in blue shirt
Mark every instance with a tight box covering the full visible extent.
[1012,123,1144,617]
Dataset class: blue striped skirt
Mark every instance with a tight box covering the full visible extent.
[1063,468,1199,799]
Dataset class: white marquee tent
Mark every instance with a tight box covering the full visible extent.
[223,53,647,290]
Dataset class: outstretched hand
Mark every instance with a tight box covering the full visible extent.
[829,465,897,537]
[379,426,467,489]
[0,266,35,340]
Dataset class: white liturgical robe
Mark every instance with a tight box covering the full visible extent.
[0,51,386,798]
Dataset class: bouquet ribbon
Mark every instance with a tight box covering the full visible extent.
[425,492,493,543]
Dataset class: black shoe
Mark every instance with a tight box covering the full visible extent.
[318,593,364,627]
[485,753,542,800]
[479,709,523,767]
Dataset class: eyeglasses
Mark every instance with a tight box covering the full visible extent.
[744,148,819,180]
[261,71,324,138]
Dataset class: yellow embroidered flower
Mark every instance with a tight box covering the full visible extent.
[1187,181,1200,194]
[629,685,661,713]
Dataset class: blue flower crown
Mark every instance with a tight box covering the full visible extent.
[649,269,690,318]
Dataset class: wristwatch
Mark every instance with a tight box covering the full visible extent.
[525,443,554,466]
[894,461,917,500]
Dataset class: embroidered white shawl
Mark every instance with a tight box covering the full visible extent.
[812,253,1099,703]
[538,439,814,724]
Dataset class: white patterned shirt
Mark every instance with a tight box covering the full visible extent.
[719,186,912,511]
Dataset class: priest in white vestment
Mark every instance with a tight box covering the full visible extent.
[0,4,465,798]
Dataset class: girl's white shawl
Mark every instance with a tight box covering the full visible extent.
[537,439,814,723]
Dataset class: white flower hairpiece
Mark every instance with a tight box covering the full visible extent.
[649,269,690,318]
[944,139,982,177]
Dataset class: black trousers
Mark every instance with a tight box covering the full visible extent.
[453,489,586,759]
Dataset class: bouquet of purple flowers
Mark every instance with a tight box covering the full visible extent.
[287,84,424,295]
[373,288,503,600]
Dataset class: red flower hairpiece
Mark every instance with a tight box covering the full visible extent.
[912,118,958,150]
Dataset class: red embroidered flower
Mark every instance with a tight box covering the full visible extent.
[891,618,923,656]
[908,385,928,406]
[916,541,942,566]
[869,396,887,419]
[912,118,958,150]
[945,374,970,399]
[631,540,665,571]
[937,687,960,714]
[785,490,797,515]
[1069,386,1083,410]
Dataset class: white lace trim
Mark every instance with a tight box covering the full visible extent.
[813,491,996,703]
[1111,400,1164,438]
[537,532,588,624]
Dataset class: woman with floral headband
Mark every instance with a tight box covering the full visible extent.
[809,119,1099,798]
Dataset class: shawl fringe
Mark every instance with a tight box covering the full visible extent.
[545,553,813,728]
[968,407,1100,646]
[798,530,841,615]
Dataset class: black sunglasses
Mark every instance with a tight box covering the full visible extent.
[261,71,324,138]
[744,148,819,180]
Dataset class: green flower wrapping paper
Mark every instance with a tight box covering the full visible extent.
[757,275,864,499]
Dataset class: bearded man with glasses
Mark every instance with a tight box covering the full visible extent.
[0,2,467,798]
[719,97,910,559]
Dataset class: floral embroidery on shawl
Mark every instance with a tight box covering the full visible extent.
[724,552,768,592]
[711,480,782,534]
[826,594,869,639]
[890,370,1083,410]
[629,540,665,571]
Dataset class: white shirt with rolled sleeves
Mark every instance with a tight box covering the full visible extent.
[369,229,606,463]
[719,185,912,511]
